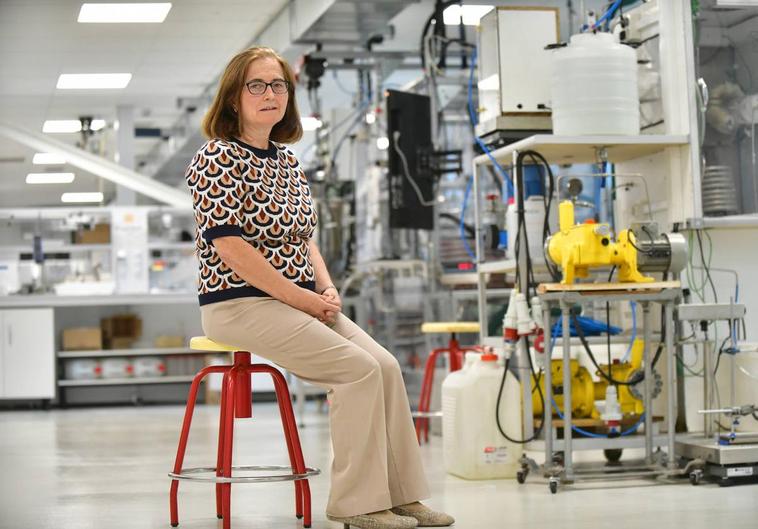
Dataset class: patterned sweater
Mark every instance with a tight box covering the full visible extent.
[185,138,318,306]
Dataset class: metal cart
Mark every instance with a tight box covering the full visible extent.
[531,281,682,492]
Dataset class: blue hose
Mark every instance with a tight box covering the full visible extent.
[551,397,645,438]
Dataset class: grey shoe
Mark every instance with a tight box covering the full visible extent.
[327,511,418,529]
[390,505,455,527]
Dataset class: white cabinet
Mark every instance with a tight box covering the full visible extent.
[0,309,55,399]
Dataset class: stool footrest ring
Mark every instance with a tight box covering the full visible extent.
[411,410,443,419]
[169,465,320,484]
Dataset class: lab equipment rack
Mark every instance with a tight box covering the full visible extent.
[532,281,682,492]
[470,134,691,493]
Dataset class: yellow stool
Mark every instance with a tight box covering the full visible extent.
[169,336,319,529]
[415,322,482,443]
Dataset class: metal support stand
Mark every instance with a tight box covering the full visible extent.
[523,283,681,493]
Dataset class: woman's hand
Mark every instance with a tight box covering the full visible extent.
[296,290,341,322]
[320,287,342,326]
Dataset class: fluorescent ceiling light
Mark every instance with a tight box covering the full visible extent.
[61,192,104,203]
[26,172,75,184]
[301,117,323,131]
[78,3,172,23]
[33,152,67,165]
[443,5,494,26]
[57,73,132,89]
[43,119,106,133]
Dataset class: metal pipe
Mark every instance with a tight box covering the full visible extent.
[642,302,654,464]
[562,301,573,479]
[665,302,677,469]
[703,337,713,437]
[543,300,553,472]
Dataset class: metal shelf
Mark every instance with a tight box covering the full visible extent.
[0,292,197,308]
[0,243,111,253]
[473,134,689,166]
[57,347,203,359]
[58,375,198,387]
[147,242,195,251]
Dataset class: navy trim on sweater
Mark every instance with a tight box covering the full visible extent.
[198,281,316,306]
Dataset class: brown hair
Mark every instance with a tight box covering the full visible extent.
[202,46,303,144]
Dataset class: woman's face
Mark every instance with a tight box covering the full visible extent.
[239,56,289,135]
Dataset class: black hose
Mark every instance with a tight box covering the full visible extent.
[497,339,545,444]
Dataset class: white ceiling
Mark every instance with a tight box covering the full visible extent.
[0,0,289,207]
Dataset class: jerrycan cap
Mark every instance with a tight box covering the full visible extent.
[481,352,498,362]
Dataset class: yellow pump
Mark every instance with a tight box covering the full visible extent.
[532,339,648,419]
[546,200,653,285]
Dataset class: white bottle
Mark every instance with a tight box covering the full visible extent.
[442,352,522,479]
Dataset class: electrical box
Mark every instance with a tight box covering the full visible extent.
[476,6,559,138]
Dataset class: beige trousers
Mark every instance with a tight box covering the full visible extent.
[200,297,430,517]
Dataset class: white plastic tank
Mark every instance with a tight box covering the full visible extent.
[506,195,548,262]
[550,32,639,135]
[64,359,101,380]
[101,358,133,379]
[133,356,166,378]
[442,352,521,480]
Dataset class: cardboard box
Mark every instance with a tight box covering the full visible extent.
[62,327,102,351]
[101,314,142,349]
[154,335,185,348]
[74,223,111,244]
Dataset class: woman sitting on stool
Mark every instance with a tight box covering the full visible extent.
[185,46,455,529]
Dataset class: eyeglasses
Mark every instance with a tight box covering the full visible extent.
[245,79,289,96]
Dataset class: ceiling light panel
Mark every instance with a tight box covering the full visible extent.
[26,173,76,184]
[78,3,172,23]
[33,153,67,165]
[43,120,106,133]
[61,192,104,203]
[57,73,132,89]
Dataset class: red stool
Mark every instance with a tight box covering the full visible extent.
[169,336,319,529]
[415,322,482,443]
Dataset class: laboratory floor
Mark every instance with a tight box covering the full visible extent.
[1,403,756,529]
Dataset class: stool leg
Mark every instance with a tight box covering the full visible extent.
[170,365,228,527]
[418,349,443,443]
[266,367,312,529]
[221,373,237,529]
[215,371,231,519]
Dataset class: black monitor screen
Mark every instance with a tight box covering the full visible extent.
[386,89,434,230]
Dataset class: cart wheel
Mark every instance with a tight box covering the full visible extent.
[718,477,733,487]
[549,478,559,494]
[604,449,623,463]
[516,470,527,484]
[689,470,702,486]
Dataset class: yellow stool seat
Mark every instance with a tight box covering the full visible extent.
[420,322,480,334]
[189,336,239,352]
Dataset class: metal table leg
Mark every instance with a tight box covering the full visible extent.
[561,301,573,480]
[642,302,654,465]
[665,301,677,469]
[543,301,553,473]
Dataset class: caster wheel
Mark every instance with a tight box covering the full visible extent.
[171,524,179,528]
[604,449,623,463]
[689,471,702,486]
[296,514,303,519]
[516,470,527,484]
[718,477,733,487]
[549,479,559,494]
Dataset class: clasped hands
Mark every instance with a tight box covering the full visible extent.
[302,287,341,326]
